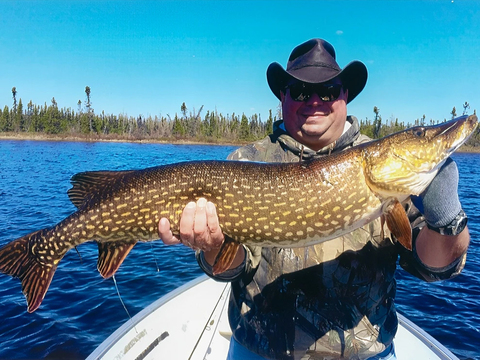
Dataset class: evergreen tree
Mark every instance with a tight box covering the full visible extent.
[29,104,40,132]
[373,106,382,138]
[359,118,374,138]
[230,113,239,138]
[181,102,187,118]
[12,87,17,114]
[42,100,55,134]
[85,86,94,132]
[209,111,218,138]
[172,114,185,137]
[239,113,250,140]
[462,102,470,115]
[451,106,457,119]
[420,114,426,126]
[16,98,24,131]
[0,105,10,131]
[249,114,260,139]
[265,109,274,136]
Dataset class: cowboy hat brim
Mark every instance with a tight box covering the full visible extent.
[267,60,367,104]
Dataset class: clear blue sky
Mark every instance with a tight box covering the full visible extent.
[1,0,479,125]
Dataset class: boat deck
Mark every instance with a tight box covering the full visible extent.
[87,275,459,360]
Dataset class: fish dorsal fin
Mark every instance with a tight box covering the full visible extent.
[97,240,137,279]
[68,170,135,209]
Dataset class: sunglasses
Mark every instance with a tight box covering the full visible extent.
[286,82,343,102]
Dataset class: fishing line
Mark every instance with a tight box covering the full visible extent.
[150,243,160,272]
[112,275,138,334]
[74,246,83,263]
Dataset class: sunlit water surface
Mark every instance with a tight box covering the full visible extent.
[0,140,478,359]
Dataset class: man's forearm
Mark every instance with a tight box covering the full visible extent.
[415,226,470,268]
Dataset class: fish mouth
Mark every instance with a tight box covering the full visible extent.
[412,115,478,158]
[443,115,478,154]
[364,115,478,198]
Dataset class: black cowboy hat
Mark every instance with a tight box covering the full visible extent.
[267,38,367,104]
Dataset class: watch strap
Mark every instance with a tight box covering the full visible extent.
[426,210,468,236]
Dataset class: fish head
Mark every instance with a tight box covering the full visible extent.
[363,114,478,198]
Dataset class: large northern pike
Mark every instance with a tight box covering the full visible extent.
[0,115,477,312]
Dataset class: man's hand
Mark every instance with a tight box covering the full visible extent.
[411,158,469,267]
[158,198,225,252]
[411,158,462,228]
[159,198,246,269]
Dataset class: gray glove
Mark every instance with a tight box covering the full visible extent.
[411,158,462,227]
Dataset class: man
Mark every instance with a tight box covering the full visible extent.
[159,39,469,359]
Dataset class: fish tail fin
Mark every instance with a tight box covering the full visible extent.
[0,230,59,313]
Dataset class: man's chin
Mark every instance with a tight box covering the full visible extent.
[301,127,327,138]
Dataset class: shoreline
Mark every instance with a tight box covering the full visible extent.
[1,132,479,153]
[0,132,247,147]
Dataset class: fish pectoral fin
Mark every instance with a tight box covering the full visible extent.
[383,198,412,250]
[0,230,60,313]
[97,240,137,278]
[212,236,241,275]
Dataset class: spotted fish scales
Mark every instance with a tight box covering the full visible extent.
[0,115,477,312]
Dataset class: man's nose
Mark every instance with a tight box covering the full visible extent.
[305,92,325,106]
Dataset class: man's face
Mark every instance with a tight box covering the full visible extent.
[280,79,348,151]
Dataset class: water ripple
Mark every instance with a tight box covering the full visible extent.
[0,142,478,359]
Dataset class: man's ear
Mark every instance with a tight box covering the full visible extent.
[280,90,286,102]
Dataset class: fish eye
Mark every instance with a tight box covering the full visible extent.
[413,128,425,137]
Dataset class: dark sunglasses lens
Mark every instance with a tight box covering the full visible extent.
[288,83,309,102]
[288,83,342,102]
[317,84,342,102]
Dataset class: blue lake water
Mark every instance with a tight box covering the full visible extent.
[0,140,478,360]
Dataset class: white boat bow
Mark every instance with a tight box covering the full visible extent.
[87,275,459,360]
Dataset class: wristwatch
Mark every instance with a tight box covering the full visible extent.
[426,210,468,236]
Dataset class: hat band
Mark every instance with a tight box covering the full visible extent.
[288,62,341,72]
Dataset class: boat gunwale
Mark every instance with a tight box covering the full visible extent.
[87,275,459,360]
[397,313,458,359]
[86,275,215,359]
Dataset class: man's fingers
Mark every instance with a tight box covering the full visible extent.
[158,217,181,245]
[179,201,196,242]
[206,201,224,247]
[193,198,208,237]
[192,198,212,251]
[159,198,223,252]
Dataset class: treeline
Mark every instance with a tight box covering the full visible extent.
[359,104,480,147]
[0,87,275,143]
[1,87,478,147]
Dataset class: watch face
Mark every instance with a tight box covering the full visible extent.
[428,211,468,236]
[455,216,468,235]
